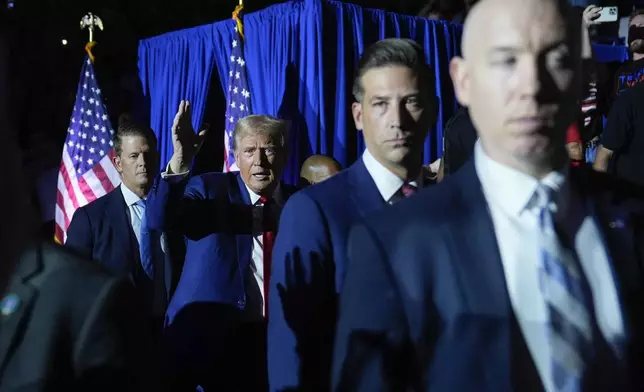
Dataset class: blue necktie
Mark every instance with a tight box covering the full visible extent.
[536,184,595,391]
[137,199,156,279]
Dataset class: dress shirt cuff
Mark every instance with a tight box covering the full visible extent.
[160,162,190,182]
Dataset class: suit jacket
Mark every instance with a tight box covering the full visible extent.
[65,186,175,315]
[145,171,297,391]
[268,159,435,391]
[0,243,157,392]
[332,161,644,392]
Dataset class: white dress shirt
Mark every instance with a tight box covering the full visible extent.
[474,142,625,392]
[121,184,166,259]
[362,149,422,203]
[120,184,146,245]
[246,184,283,317]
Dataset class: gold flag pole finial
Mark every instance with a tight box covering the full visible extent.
[80,12,104,63]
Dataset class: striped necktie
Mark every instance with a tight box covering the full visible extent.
[535,184,595,391]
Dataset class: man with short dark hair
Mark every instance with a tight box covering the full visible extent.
[268,38,438,391]
[146,103,297,391]
[333,0,644,389]
[65,117,166,325]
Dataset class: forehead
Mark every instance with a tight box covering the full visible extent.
[360,66,420,97]
[475,2,568,56]
[237,132,277,146]
[631,14,644,26]
[120,135,151,150]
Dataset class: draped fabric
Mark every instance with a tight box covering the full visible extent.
[137,0,623,184]
[138,27,219,169]
[138,0,462,184]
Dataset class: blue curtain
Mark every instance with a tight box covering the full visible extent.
[138,26,219,168]
[138,0,462,184]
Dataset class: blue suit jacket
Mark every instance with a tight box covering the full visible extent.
[65,186,171,314]
[146,171,297,390]
[332,161,644,392]
[66,186,142,278]
[146,171,297,323]
[269,158,435,391]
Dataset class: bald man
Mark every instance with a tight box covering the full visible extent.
[332,0,644,390]
[299,155,342,186]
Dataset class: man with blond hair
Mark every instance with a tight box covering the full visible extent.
[146,104,297,391]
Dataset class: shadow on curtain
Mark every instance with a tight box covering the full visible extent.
[138,0,463,184]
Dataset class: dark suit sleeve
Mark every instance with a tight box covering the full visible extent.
[332,222,412,392]
[73,277,158,392]
[146,173,230,238]
[268,192,336,391]
[65,208,93,259]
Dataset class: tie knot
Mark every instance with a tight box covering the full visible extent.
[401,183,417,198]
[135,199,146,209]
[259,195,270,205]
[532,184,557,211]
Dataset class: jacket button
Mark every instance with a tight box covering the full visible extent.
[237,300,245,307]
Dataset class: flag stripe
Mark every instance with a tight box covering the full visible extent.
[54,55,121,244]
[223,6,253,172]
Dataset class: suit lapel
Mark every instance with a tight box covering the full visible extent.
[0,247,41,377]
[230,174,252,279]
[586,187,641,347]
[347,159,387,218]
[109,186,138,264]
[447,162,521,391]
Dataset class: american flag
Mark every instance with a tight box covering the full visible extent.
[54,56,121,244]
[223,4,253,172]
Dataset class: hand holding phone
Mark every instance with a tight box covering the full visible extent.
[595,6,618,23]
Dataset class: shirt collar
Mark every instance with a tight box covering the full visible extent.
[473,140,567,216]
[120,184,144,207]
[245,182,283,205]
[362,148,423,202]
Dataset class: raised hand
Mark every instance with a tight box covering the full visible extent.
[582,5,602,27]
[169,100,209,174]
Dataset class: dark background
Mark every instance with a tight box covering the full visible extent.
[4,0,640,168]
[5,0,427,155]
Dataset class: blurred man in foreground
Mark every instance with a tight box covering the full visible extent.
[333,0,644,390]
[0,24,155,392]
[300,155,342,186]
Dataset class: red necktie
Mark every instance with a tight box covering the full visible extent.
[259,195,275,318]
[401,183,417,198]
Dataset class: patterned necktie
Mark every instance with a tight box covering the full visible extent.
[535,184,595,391]
[259,195,275,318]
[401,183,417,198]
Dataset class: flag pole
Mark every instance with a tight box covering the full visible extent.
[80,12,104,63]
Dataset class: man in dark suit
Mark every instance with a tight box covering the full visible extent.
[333,0,644,390]
[0,25,155,391]
[146,101,296,391]
[268,38,438,391]
[65,119,169,335]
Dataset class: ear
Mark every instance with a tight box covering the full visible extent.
[449,56,470,107]
[352,101,363,131]
[112,155,123,174]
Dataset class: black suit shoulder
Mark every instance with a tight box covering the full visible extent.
[0,243,154,391]
[76,187,123,220]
